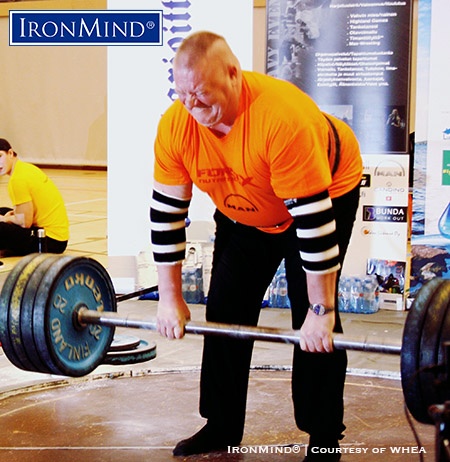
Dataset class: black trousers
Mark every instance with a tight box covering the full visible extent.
[199,185,360,443]
[0,207,67,255]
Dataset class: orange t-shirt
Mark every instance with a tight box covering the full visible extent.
[154,71,362,233]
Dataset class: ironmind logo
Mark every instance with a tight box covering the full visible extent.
[9,10,162,46]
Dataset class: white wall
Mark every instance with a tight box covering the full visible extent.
[107,0,254,286]
[0,1,107,166]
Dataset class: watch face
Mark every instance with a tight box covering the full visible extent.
[315,304,325,315]
[311,304,331,315]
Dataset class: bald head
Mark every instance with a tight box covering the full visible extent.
[174,31,240,72]
[173,31,243,132]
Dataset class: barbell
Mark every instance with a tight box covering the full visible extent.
[0,253,449,426]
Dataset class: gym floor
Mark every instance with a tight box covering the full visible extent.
[0,169,437,461]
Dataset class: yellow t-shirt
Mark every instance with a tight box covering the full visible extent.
[154,71,362,233]
[8,160,69,242]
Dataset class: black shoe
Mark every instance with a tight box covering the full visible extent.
[173,424,239,456]
[303,454,341,462]
[303,436,342,461]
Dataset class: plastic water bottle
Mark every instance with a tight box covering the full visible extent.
[269,274,278,308]
[195,266,204,303]
[182,268,201,304]
[182,246,205,304]
[262,286,270,308]
[350,277,363,312]
[276,269,290,308]
[360,276,379,313]
[394,265,405,294]
[338,276,352,312]
[268,260,291,308]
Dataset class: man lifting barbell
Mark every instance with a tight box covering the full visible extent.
[0,254,449,452]
[2,30,446,462]
[150,30,362,461]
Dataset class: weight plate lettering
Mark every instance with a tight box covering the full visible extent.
[32,256,117,377]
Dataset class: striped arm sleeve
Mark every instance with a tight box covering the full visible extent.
[150,189,191,264]
[284,190,341,274]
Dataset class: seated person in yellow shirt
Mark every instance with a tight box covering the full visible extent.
[0,138,69,255]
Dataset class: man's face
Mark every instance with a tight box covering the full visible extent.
[0,149,15,176]
[174,59,237,129]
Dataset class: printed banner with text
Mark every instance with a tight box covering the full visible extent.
[266,0,413,301]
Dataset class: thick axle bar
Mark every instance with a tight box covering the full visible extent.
[78,308,402,355]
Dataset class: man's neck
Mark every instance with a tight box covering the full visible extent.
[208,123,233,137]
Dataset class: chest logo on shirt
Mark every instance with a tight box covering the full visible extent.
[224,194,258,213]
[197,167,254,186]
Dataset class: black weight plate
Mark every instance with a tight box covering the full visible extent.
[32,256,117,377]
[31,255,75,375]
[435,281,450,407]
[20,255,62,373]
[8,254,58,373]
[401,278,447,423]
[436,281,450,369]
[418,280,450,424]
[103,340,157,366]
[0,254,45,371]
[109,334,141,352]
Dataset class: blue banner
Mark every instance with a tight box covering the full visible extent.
[9,10,162,46]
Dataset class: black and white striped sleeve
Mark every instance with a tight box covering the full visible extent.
[150,188,191,264]
[284,190,340,274]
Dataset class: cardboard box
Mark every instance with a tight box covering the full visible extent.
[379,292,404,311]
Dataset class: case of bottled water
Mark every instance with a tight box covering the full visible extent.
[338,274,379,314]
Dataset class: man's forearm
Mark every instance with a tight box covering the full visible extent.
[306,271,337,308]
[157,263,184,302]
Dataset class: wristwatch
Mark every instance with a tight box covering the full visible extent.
[309,303,334,316]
